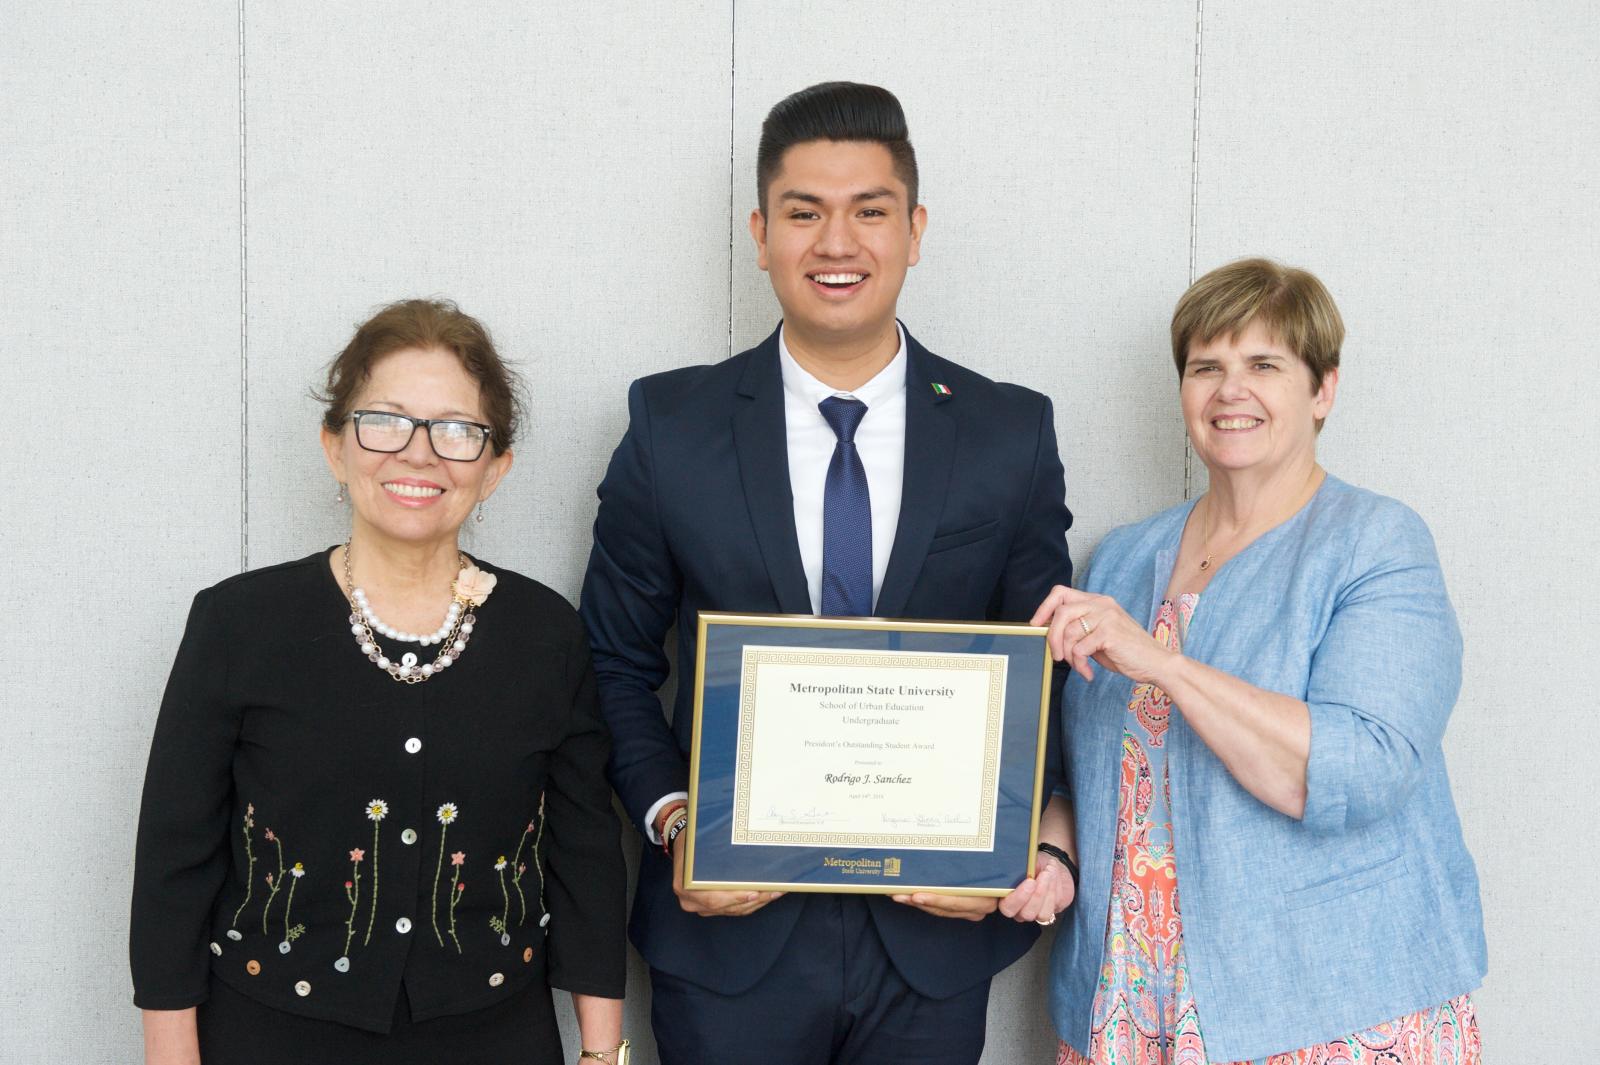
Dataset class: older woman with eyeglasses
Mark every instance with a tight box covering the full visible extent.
[131,300,630,1065]
[1022,260,1485,1065]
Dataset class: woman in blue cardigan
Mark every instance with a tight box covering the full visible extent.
[1024,259,1485,1064]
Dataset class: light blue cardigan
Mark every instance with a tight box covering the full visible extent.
[1049,475,1486,1062]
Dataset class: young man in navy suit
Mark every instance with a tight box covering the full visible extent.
[581,82,1075,1065]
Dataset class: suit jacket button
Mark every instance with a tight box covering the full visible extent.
[522,947,533,963]
[294,980,311,997]
[401,828,418,845]
[395,917,413,934]
[405,737,422,754]
[246,960,261,976]
[488,972,504,987]
[210,942,222,956]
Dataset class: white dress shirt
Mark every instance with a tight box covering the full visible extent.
[644,325,910,842]
[780,323,907,616]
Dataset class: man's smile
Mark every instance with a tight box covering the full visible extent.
[807,271,869,295]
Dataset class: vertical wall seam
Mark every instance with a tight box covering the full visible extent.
[1184,0,1205,500]
[726,0,737,361]
[238,0,250,570]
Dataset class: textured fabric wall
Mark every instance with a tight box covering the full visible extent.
[1192,5,1598,1060]
[1,2,1592,1062]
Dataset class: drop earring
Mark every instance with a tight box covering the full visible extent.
[336,482,347,504]
[475,501,485,524]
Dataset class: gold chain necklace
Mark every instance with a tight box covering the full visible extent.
[1193,500,1223,572]
[1191,471,1324,574]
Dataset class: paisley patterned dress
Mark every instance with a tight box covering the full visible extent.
[1056,596,1481,1065]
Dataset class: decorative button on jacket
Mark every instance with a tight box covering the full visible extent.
[131,552,626,1034]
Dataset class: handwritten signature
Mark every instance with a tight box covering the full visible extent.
[763,805,837,826]
[880,813,975,828]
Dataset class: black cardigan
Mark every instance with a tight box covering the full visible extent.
[130,551,626,1033]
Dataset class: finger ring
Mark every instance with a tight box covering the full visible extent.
[1036,913,1056,927]
[1078,616,1093,636]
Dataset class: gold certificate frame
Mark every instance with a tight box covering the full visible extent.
[683,612,1053,896]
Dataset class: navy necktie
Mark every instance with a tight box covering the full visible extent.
[818,396,872,617]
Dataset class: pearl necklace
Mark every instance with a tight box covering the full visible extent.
[353,587,460,645]
[342,543,477,684]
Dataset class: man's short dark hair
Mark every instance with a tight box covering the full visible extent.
[756,81,919,215]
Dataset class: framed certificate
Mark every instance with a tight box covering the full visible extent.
[683,613,1053,896]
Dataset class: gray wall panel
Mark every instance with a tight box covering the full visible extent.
[1196,1,1599,1056]
[732,7,1197,1061]
[0,6,242,1062]
[242,0,734,600]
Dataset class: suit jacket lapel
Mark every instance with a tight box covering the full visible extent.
[732,327,813,615]
[875,329,955,618]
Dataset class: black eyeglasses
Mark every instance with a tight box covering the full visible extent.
[345,410,494,462]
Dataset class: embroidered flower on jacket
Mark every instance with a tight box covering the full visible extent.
[493,853,514,938]
[231,803,260,933]
[509,798,545,928]
[281,861,307,947]
[345,837,369,957]
[453,564,497,606]
[264,828,276,842]
[361,802,386,949]
[432,802,461,950]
